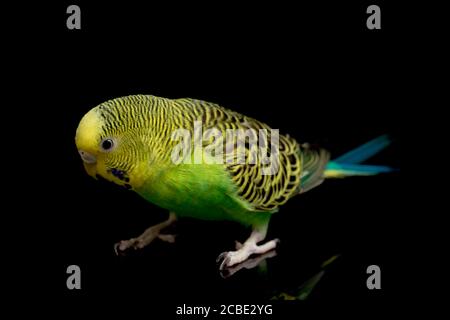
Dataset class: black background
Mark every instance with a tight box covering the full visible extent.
[11,1,408,318]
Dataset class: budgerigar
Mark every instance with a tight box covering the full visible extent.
[75,95,393,270]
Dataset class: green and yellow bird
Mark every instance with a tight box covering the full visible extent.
[75,95,393,270]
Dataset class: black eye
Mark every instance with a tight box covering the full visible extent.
[101,139,114,151]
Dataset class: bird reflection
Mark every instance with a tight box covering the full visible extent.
[271,254,340,300]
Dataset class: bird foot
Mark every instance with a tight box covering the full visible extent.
[219,249,277,278]
[217,238,280,270]
[114,213,177,255]
[114,232,177,255]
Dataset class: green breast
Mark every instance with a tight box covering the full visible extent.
[135,163,270,226]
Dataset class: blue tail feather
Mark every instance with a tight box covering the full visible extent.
[325,135,395,177]
[333,135,391,165]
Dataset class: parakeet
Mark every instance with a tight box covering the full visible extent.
[75,95,393,270]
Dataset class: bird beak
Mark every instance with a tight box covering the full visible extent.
[78,150,98,179]
[78,150,97,164]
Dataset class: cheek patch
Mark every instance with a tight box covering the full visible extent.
[108,168,130,183]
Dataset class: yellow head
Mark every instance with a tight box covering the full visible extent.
[75,98,152,189]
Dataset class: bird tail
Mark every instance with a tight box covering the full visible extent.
[324,135,395,178]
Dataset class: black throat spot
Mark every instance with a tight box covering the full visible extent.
[107,168,130,183]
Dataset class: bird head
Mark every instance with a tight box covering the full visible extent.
[75,99,149,190]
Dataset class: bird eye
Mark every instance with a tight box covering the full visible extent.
[100,138,114,151]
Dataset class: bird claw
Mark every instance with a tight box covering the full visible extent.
[220,256,232,271]
[114,239,139,255]
[216,242,244,269]
[216,252,232,270]
[114,241,128,256]
[216,252,228,264]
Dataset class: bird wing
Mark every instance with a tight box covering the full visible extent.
[174,98,329,213]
